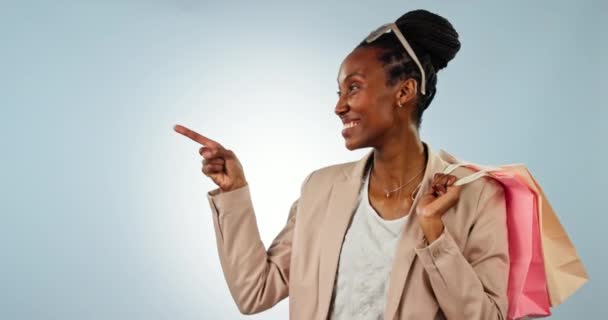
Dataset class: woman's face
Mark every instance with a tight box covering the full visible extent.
[335,46,410,151]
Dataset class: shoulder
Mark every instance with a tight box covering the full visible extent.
[448,165,503,203]
[435,149,504,209]
[298,159,358,192]
[440,162,506,225]
[312,161,355,179]
[438,161,507,247]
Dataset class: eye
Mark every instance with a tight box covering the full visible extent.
[336,83,361,97]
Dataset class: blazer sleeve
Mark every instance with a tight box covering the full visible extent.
[414,178,509,320]
[205,171,314,315]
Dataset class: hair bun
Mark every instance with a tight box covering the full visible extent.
[395,9,461,71]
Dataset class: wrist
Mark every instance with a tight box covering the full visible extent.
[419,217,445,244]
[220,180,248,193]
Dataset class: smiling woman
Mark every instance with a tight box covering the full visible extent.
[176,8,510,320]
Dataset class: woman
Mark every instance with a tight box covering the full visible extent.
[174,9,509,320]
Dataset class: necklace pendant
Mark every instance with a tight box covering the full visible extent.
[385,192,390,198]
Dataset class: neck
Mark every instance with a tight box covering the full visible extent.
[370,134,427,192]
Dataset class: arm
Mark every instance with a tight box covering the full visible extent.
[206,171,314,315]
[414,179,509,319]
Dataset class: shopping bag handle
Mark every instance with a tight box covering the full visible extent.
[440,150,521,187]
[443,163,491,186]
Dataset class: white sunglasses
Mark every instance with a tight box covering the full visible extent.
[365,22,427,95]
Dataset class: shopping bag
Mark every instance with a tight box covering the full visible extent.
[439,149,588,307]
[440,152,551,319]
[491,165,589,306]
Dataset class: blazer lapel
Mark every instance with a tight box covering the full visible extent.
[384,143,448,320]
[318,150,373,319]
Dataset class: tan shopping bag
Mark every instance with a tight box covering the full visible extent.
[439,150,589,307]
[516,166,589,306]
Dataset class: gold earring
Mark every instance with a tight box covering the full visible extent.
[398,101,403,108]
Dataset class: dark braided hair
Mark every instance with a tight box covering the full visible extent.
[356,9,461,129]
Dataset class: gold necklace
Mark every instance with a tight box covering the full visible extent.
[371,165,425,198]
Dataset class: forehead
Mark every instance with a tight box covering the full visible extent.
[337,47,384,84]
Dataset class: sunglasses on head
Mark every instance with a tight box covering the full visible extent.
[365,22,427,95]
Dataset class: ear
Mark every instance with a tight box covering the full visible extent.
[395,78,419,107]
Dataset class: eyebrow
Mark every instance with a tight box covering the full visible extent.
[337,71,366,84]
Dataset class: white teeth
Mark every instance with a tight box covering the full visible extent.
[343,121,359,129]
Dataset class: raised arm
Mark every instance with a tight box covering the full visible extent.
[173,123,316,314]
[206,171,314,314]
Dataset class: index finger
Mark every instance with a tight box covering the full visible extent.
[173,124,221,148]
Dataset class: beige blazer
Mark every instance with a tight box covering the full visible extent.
[206,142,509,320]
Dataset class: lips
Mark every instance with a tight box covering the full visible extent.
[341,119,361,139]
[343,120,360,129]
[341,117,360,125]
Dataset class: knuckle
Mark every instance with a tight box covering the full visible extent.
[202,165,213,175]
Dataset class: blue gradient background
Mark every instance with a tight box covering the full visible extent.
[2,0,606,319]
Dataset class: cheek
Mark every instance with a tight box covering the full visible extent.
[349,90,393,126]
[347,92,367,106]
[348,90,379,113]
[350,95,384,120]
[360,112,392,136]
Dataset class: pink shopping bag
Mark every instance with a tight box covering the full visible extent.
[491,166,588,307]
[439,151,551,320]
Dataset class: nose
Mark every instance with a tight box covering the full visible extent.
[334,94,348,117]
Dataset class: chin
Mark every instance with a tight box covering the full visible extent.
[344,138,364,151]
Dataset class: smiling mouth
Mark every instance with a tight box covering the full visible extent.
[343,120,360,129]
